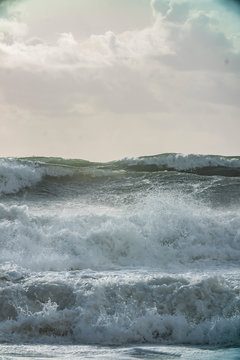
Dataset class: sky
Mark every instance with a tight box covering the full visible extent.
[0,0,239,161]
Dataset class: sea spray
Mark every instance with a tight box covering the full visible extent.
[0,191,240,271]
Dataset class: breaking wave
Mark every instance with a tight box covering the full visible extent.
[0,265,239,346]
[0,158,75,196]
[0,191,239,271]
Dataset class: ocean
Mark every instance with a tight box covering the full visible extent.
[0,153,240,360]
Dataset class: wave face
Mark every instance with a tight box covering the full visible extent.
[0,154,240,346]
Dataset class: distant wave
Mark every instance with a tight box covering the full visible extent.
[116,153,240,176]
[0,153,240,195]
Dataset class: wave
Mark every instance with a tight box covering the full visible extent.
[0,153,240,195]
[0,158,43,195]
[0,190,239,271]
[0,265,239,345]
[116,153,240,176]
[0,158,83,196]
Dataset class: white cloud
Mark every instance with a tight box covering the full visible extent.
[151,0,171,17]
[0,1,238,75]
[0,18,28,42]
[0,20,174,71]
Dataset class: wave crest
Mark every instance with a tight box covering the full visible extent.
[118,153,240,175]
[0,158,76,195]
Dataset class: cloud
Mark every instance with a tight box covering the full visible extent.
[0,4,238,75]
[0,0,17,7]
[151,0,171,17]
[159,14,240,73]
[0,0,18,3]
[0,20,175,71]
[0,0,22,19]
[0,17,27,42]
[167,2,189,23]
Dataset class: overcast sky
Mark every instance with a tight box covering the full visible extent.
[0,0,239,161]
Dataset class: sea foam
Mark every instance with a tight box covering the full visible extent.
[0,191,239,271]
[0,268,239,345]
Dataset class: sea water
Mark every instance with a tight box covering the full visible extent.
[0,153,240,359]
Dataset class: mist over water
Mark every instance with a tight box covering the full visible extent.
[0,154,240,354]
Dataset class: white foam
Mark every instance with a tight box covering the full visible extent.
[0,271,239,345]
[0,190,239,271]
